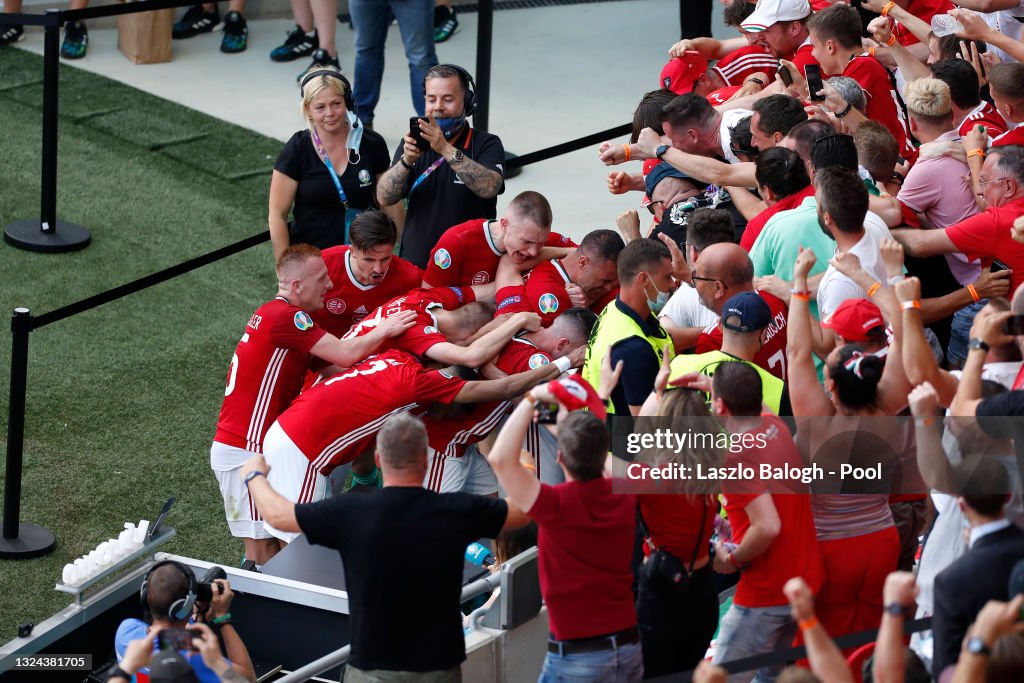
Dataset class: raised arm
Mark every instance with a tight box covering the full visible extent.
[787,246,835,416]
[488,397,543,512]
[419,114,502,199]
[895,277,960,404]
[241,455,299,533]
[636,128,756,187]
[376,133,422,207]
[951,308,1014,416]
[866,16,932,82]
[908,382,956,492]
[310,310,417,368]
[453,354,574,404]
[950,7,1024,64]
[427,312,542,367]
[874,572,920,683]
[785,577,855,683]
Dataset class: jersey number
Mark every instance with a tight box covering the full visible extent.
[224,333,250,396]
[323,358,392,385]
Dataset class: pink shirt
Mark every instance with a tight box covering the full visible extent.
[897,130,980,285]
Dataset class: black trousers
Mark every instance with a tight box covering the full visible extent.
[637,562,719,679]
[679,0,713,40]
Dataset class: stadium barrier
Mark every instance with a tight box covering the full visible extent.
[0,0,632,557]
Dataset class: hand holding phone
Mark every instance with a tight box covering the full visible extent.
[157,627,198,652]
[409,116,429,150]
[776,64,794,87]
[804,64,826,102]
[1005,315,1024,336]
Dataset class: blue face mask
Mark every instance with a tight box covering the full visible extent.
[346,110,364,157]
[435,114,466,140]
[643,272,671,316]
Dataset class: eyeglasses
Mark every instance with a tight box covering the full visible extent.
[690,270,723,286]
[976,177,1013,197]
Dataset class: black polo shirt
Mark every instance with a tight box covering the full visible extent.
[396,125,506,269]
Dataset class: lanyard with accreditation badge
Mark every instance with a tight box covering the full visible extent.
[410,127,473,194]
[311,128,360,244]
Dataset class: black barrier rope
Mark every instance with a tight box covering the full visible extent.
[32,232,269,329]
[506,123,632,169]
[647,617,933,682]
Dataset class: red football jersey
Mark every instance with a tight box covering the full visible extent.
[708,86,741,106]
[788,40,819,76]
[277,350,466,474]
[713,46,778,87]
[843,56,913,161]
[214,298,327,452]
[313,246,423,338]
[893,0,953,45]
[993,125,1024,148]
[958,101,1008,139]
[343,287,474,359]
[423,219,572,287]
[694,290,789,381]
[496,259,574,327]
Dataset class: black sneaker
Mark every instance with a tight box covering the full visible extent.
[433,6,458,43]
[60,20,88,59]
[220,11,247,53]
[297,48,340,82]
[270,25,316,62]
[172,4,220,40]
[0,23,24,46]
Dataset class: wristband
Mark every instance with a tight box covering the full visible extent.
[967,283,980,303]
[212,612,232,625]
[747,76,766,87]
[623,143,631,162]
[109,666,132,680]
[967,148,986,160]
[552,356,572,374]
[525,392,537,404]
[791,290,811,301]
[915,417,935,427]
[880,1,896,16]
[835,101,853,119]
[901,300,921,311]
[398,155,413,170]
[867,282,881,298]
[868,46,875,58]
[885,34,897,47]
[798,616,820,631]
[243,470,266,487]
[888,275,904,286]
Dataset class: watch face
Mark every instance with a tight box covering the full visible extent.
[967,637,990,655]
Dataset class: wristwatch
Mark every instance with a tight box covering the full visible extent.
[243,470,266,487]
[449,148,465,164]
[968,337,990,353]
[883,603,907,617]
[655,144,671,160]
[966,636,992,656]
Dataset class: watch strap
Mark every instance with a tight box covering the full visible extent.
[883,602,907,617]
[969,338,991,353]
[243,470,266,486]
[967,636,992,656]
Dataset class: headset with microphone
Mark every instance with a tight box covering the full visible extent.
[423,63,477,118]
[139,560,199,623]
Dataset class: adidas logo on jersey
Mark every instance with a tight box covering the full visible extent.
[355,305,368,314]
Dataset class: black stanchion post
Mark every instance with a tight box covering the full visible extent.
[0,308,56,559]
[472,0,521,178]
[3,9,91,254]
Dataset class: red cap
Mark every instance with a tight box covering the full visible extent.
[822,298,885,342]
[547,375,607,420]
[660,53,709,95]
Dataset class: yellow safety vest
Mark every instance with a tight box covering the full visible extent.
[667,350,784,415]
[583,300,673,416]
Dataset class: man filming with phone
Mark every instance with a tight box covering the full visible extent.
[376,64,506,270]
[112,563,256,683]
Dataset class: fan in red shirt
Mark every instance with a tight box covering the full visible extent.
[741,0,820,75]
[494,230,624,326]
[690,244,789,381]
[312,211,422,338]
[693,363,822,678]
[211,245,417,563]
[929,59,1008,140]
[739,146,813,252]
[807,5,913,160]
[891,147,1024,296]
[423,190,572,288]
[260,349,564,542]
[892,0,954,46]
[421,307,596,493]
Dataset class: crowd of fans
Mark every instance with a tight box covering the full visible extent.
[108,0,1024,680]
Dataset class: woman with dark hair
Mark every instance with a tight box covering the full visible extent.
[787,244,911,643]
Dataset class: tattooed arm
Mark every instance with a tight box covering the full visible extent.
[377,134,420,207]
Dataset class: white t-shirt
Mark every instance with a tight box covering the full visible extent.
[983,4,1024,65]
[659,284,719,331]
[816,214,894,320]
[720,108,753,164]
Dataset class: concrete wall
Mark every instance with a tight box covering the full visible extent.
[463,608,550,683]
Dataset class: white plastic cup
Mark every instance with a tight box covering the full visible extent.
[931,13,964,37]
[62,564,75,584]
[134,520,149,544]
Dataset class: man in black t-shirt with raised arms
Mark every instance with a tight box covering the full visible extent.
[376,64,506,269]
[242,413,525,682]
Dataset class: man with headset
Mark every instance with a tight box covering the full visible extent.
[376,64,506,269]
[112,562,256,682]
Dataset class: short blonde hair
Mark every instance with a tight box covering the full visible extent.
[904,77,952,121]
[299,66,351,131]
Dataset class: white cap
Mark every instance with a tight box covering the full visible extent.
[741,0,811,32]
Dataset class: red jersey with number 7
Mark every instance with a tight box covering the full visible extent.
[694,290,789,381]
[213,297,327,453]
[276,350,466,474]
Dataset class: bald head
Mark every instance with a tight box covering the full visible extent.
[696,243,754,290]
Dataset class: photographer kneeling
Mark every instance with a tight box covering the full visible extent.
[111,562,255,682]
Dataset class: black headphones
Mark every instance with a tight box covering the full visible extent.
[140,560,198,623]
[423,64,476,117]
[300,69,356,115]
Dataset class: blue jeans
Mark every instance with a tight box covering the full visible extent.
[349,0,438,124]
[539,640,643,683]
[712,604,795,683]
[947,299,987,367]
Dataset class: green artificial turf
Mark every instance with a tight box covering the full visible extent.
[0,47,285,640]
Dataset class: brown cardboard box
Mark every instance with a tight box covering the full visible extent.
[117,1,173,64]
